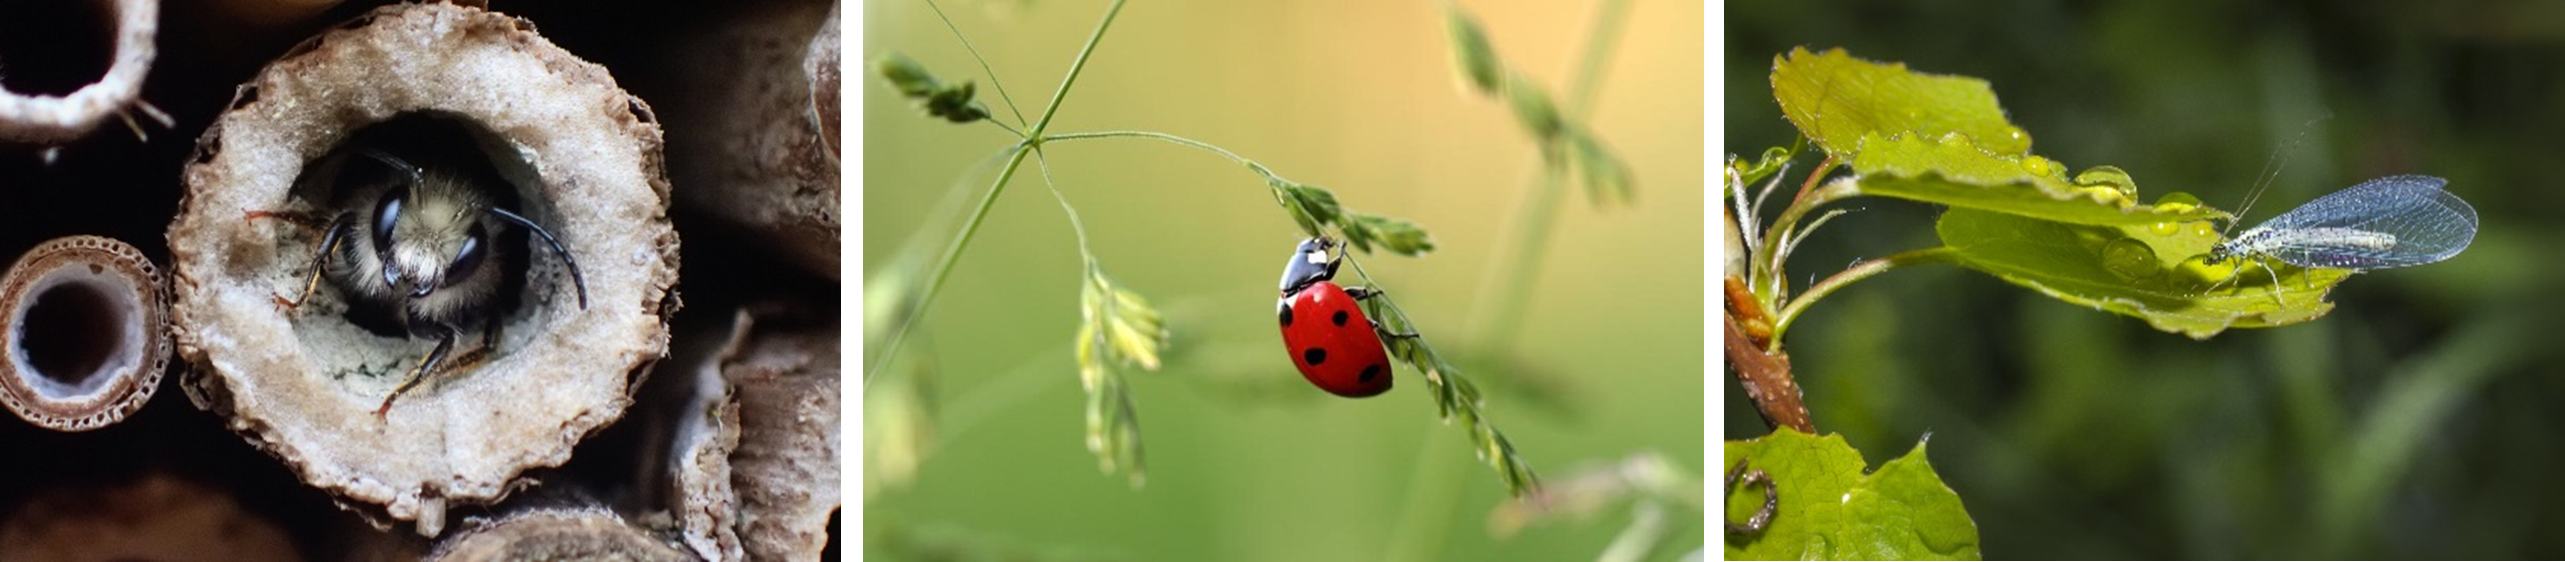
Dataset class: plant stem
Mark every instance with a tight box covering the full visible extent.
[1027,0,1126,139]
[1467,163,1567,345]
[925,0,1031,128]
[1751,169,1852,301]
[1397,2,1631,560]
[1766,247,1955,349]
[1562,0,1630,116]
[865,0,1130,385]
[1788,154,1837,206]
[1031,149,1095,260]
[1384,430,1465,562]
[1042,130,1264,172]
[1725,313,1811,433]
[982,118,1025,138]
[1467,0,1631,349]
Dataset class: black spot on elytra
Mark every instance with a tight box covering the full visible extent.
[1331,310,1349,327]
[1303,347,1327,366]
[1359,363,1382,382]
[1279,303,1294,326]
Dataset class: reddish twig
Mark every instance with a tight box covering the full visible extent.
[1724,309,1812,433]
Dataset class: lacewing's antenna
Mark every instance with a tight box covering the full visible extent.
[2224,113,2334,237]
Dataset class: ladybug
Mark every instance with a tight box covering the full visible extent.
[1276,237,1400,398]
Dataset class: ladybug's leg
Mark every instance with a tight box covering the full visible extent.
[1342,287,1422,339]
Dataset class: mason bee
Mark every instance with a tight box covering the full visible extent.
[252,149,588,419]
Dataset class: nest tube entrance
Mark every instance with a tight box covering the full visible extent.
[279,112,604,420]
[0,236,169,432]
[0,0,158,143]
[167,3,678,536]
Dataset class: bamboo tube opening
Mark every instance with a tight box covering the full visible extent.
[23,282,122,383]
[0,1,115,96]
[0,0,156,143]
[0,235,167,432]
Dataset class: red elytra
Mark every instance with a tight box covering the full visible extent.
[1274,237,1396,398]
[1278,280,1392,398]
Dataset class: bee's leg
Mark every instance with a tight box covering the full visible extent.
[443,316,503,374]
[275,218,353,311]
[375,326,459,421]
[241,207,323,231]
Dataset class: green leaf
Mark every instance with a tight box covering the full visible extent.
[1724,430,1980,561]
[926,82,991,124]
[1443,5,1503,95]
[873,51,987,124]
[1771,47,2030,159]
[1505,72,1567,145]
[1275,181,1343,238]
[1341,213,1436,256]
[875,51,943,98]
[1728,141,1800,190]
[1935,207,2349,339]
[1847,133,2227,226]
[1570,132,1635,207]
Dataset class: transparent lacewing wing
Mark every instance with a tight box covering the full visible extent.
[2209,175,2478,270]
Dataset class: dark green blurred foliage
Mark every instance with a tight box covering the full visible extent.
[1729,0,2565,558]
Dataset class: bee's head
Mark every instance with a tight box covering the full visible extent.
[371,177,490,301]
[347,146,587,317]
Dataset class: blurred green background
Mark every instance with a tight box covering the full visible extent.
[1728,0,2565,559]
[866,0,1704,560]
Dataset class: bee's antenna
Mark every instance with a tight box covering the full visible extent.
[486,207,589,309]
[358,149,426,186]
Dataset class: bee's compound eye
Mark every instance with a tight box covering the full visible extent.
[372,188,405,256]
[382,261,402,290]
[445,224,488,289]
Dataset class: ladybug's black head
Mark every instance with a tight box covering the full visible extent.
[1278,237,1341,295]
